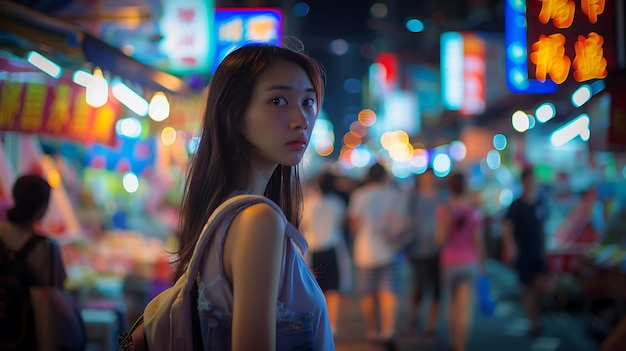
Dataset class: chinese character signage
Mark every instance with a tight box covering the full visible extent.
[506,0,617,93]
[212,8,283,73]
[527,0,616,84]
[159,0,215,75]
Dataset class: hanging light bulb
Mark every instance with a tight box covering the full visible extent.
[86,67,108,108]
[149,92,170,121]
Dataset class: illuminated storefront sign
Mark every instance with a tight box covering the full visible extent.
[441,32,486,116]
[159,0,215,75]
[505,0,616,93]
[461,33,486,116]
[0,71,120,146]
[212,8,282,72]
[441,32,464,110]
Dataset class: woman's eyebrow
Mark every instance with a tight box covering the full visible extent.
[266,85,315,93]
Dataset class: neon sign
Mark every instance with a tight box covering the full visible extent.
[212,8,283,73]
[505,0,558,93]
[505,0,616,93]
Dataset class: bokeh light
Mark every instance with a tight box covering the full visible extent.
[410,149,429,172]
[343,78,362,94]
[493,134,507,150]
[405,18,425,33]
[187,136,200,154]
[47,170,61,189]
[349,121,367,137]
[116,117,142,138]
[293,2,310,17]
[512,110,529,132]
[350,145,372,168]
[148,92,170,122]
[343,131,362,148]
[535,102,556,123]
[358,109,377,126]
[122,172,139,193]
[486,150,501,170]
[370,3,388,18]
[330,39,349,56]
[499,188,514,207]
[391,161,412,179]
[161,127,177,146]
[433,153,452,177]
[449,141,466,161]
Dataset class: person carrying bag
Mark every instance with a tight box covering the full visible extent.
[121,43,334,351]
[0,175,86,351]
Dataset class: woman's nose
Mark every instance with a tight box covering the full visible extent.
[290,110,310,130]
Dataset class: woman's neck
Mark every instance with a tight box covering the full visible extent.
[8,220,34,232]
[248,166,277,195]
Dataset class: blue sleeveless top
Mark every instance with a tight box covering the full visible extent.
[196,196,335,350]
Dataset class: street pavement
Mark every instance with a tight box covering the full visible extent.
[334,259,600,351]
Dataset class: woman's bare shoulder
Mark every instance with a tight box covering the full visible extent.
[229,202,287,240]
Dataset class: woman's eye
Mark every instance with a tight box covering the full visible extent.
[303,98,315,107]
[272,97,287,105]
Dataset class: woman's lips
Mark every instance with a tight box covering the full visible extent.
[286,141,306,150]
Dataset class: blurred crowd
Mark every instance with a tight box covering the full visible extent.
[298,162,617,351]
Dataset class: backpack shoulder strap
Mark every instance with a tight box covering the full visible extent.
[0,233,41,259]
[17,234,42,258]
[184,194,284,293]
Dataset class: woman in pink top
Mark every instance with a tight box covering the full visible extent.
[435,172,485,351]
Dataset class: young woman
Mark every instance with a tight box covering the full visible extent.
[173,44,334,350]
[435,172,485,351]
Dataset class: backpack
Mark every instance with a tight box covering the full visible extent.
[119,194,274,351]
[0,235,41,350]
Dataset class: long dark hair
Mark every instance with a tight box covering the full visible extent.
[173,44,325,280]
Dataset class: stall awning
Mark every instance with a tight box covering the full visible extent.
[0,0,192,95]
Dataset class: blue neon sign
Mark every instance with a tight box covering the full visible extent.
[504,0,557,94]
[212,8,283,73]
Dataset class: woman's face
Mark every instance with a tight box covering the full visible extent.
[243,60,318,171]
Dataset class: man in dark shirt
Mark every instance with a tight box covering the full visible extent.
[502,166,550,337]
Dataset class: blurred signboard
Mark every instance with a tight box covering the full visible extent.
[86,136,156,175]
[212,8,283,73]
[440,32,486,117]
[159,0,215,75]
[0,58,120,146]
[461,33,486,116]
[506,0,617,93]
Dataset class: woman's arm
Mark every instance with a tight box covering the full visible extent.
[223,203,286,351]
[472,213,486,272]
